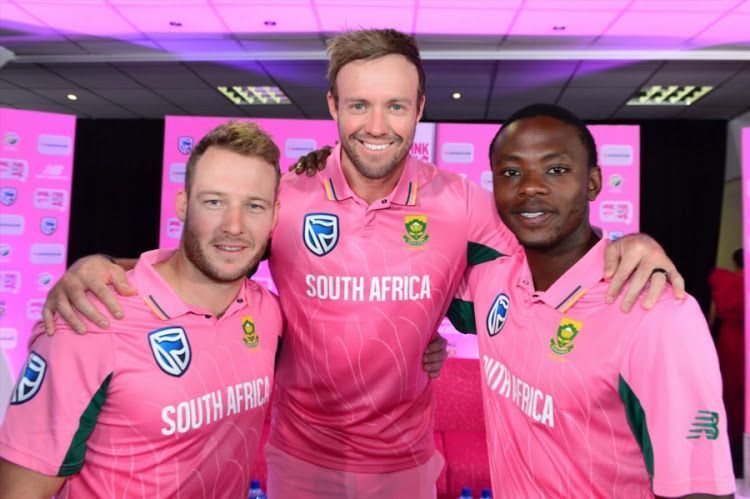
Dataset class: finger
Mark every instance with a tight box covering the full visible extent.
[89,282,123,322]
[602,243,621,280]
[640,272,668,310]
[305,165,317,177]
[54,295,88,334]
[619,265,652,313]
[604,253,636,305]
[42,306,56,336]
[68,289,109,329]
[111,272,138,297]
[422,350,447,365]
[668,270,686,300]
[287,162,297,172]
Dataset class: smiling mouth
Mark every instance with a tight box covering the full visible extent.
[214,244,248,253]
[520,211,544,219]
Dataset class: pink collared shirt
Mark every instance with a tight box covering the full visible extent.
[268,144,518,472]
[450,238,735,497]
[0,249,282,498]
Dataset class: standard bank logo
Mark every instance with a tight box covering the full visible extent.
[11,352,47,405]
[178,136,194,155]
[0,187,17,206]
[149,326,192,377]
[303,213,339,257]
[40,217,58,235]
[487,292,510,337]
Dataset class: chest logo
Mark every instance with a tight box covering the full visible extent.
[403,215,430,246]
[0,187,17,206]
[242,316,259,348]
[303,213,339,257]
[148,326,192,377]
[550,317,583,355]
[11,352,47,405]
[486,292,510,337]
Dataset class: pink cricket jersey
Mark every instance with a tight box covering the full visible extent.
[268,144,518,472]
[449,238,735,497]
[0,249,282,498]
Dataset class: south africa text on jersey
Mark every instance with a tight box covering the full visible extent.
[305,274,432,302]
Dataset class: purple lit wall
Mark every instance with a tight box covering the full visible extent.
[0,108,76,377]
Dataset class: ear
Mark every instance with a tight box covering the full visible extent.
[327,91,338,122]
[587,166,602,202]
[176,188,188,222]
[416,94,425,122]
[271,199,280,230]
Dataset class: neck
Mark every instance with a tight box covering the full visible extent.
[154,248,243,317]
[526,226,600,292]
[340,150,407,205]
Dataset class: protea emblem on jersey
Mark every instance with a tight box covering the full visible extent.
[40,216,58,236]
[148,326,191,377]
[550,317,583,355]
[486,292,510,337]
[11,352,47,405]
[303,213,339,256]
[242,316,259,348]
[403,215,430,246]
[0,187,17,206]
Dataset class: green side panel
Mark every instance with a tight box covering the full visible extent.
[446,298,477,335]
[58,373,113,476]
[618,374,655,487]
[467,241,506,267]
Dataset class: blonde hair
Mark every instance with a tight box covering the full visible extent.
[185,121,280,193]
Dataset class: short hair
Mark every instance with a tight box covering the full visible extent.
[734,248,743,269]
[185,121,280,194]
[488,103,598,169]
[326,29,426,104]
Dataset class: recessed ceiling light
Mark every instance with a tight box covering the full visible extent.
[66,94,78,101]
[217,85,291,105]
[552,25,566,31]
[264,20,277,26]
[169,21,182,27]
[627,85,713,106]
[452,92,462,100]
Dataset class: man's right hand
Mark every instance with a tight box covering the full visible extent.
[43,255,137,335]
[288,145,333,176]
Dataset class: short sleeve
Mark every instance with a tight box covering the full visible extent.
[464,180,518,266]
[618,296,735,496]
[0,320,115,477]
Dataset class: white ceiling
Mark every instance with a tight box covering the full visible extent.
[1,0,749,120]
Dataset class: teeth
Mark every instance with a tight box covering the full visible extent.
[362,142,389,151]
[217,246,242,252]
[520,212,544,219]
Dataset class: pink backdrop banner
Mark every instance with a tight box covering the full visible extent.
[743,127,750,434]
[0,108,76,376]
[160,117,639,359]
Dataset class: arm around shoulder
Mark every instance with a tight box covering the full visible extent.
[0,458,64,499]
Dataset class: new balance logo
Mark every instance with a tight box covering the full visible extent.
[686,410,719,440]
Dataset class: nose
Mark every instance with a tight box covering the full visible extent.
[364,107,387,137]
[518,171,548,197]
[221,205,244,235]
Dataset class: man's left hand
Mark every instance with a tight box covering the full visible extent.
[423,334,448,379]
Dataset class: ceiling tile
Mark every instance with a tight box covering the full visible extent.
[644,61,746,86]
[415,7,516,35]
[611,105,685,119]
[690,85,750,107]
[262,61,329,88]
[153,39,243,53]
[523,0,629,10]
[629,0,739,11]
[559,86,635,102]
[43,63,144,89]
[602,11,723,42]
[185,61,273,85]
[692,13,750,46]
[487,87,562,119]
[509,9,620,38]
[569,61,661,88]
[721,64,750,87]
[0,64,77,88]
[76,39,161,54]
[315,5,413,33]
[6,102,82,116]
[114,62,210,89]
[1,38,87,55]
[676,105,743,119]
[17,4,143,37]
[0,88,57,105]
[495,61,577,87]
[113,4,226,34]
[152,88,247,116]
[424,61,495,88]
[215,4,320,33]
[238,38,326,54]
[0,3,57,35]
[93,88,185,118]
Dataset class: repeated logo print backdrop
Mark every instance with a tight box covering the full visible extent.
[0,108,76,376]
[160,118,638,358]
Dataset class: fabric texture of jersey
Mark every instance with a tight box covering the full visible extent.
[449,238,735,497]
[268,144,518,472]
[0,249,282,498]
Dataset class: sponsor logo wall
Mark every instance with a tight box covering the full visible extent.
[0,108,75,376]
[160,117,638,359]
